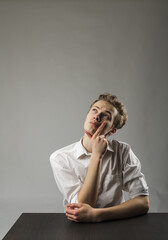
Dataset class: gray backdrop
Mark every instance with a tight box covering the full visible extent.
[0,0,168,238]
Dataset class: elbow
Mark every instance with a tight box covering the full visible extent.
[142,196,150,214]
[143,203,149,214]
[145,197,150,213]
[135,195,150,215]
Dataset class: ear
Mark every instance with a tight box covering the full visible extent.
[112,128,117,134]
[109,128,117,136]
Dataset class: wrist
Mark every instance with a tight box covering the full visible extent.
[92,208,104,222]
[91,152,103,160]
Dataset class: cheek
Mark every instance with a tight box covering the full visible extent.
[104,122,112,131]
[86,112,93,121]
[84,114,90,127]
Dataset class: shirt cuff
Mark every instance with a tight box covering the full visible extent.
[129,188,149,199]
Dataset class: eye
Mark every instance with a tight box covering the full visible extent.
[92,108,97,112]
[104,114,110,120]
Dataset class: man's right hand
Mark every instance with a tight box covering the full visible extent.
[85,121,108,158]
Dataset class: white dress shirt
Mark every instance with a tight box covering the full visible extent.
[50,139,149,208]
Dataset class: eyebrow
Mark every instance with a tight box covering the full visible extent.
[93,106,112,116]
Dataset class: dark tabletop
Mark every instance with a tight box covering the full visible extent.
[2,213,168,240]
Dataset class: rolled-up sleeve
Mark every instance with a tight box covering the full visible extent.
[122,146,149,199]
[50,153,82,206]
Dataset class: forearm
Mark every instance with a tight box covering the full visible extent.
[94,196,149,222]
[78,153,102,207]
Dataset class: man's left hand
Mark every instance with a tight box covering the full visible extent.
[65,203,96,222]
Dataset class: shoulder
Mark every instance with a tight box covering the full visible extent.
[109,139,131,153]
[49,141,78,165]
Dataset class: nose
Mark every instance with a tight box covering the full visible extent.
[95,113,101,122]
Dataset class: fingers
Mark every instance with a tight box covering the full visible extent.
[84,130,92,138]
[96,135,108,146]
[65,207,78,218]
[66,212,78,222]
[66,209,77,217]
[65,203,82,214]
[65,203,82,222]
[65,209,78,222]
[85,121,107,139]
[66,203,82,209]
[98,135,105,139]
[93,121,106,138]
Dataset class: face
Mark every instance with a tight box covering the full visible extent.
[84,100,118,137]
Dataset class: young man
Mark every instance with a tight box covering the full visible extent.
[50,93,149,222]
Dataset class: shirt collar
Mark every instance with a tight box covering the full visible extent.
[76,137,114,159]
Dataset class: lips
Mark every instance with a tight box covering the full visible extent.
[90,121,100,127]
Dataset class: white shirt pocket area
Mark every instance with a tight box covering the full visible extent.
[50,154,82,207]
[96,173,124,208]
[122,148,149,199]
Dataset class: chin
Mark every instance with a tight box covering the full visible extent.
[85,127,93,135]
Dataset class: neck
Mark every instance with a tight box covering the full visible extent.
[82,134,92,153]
